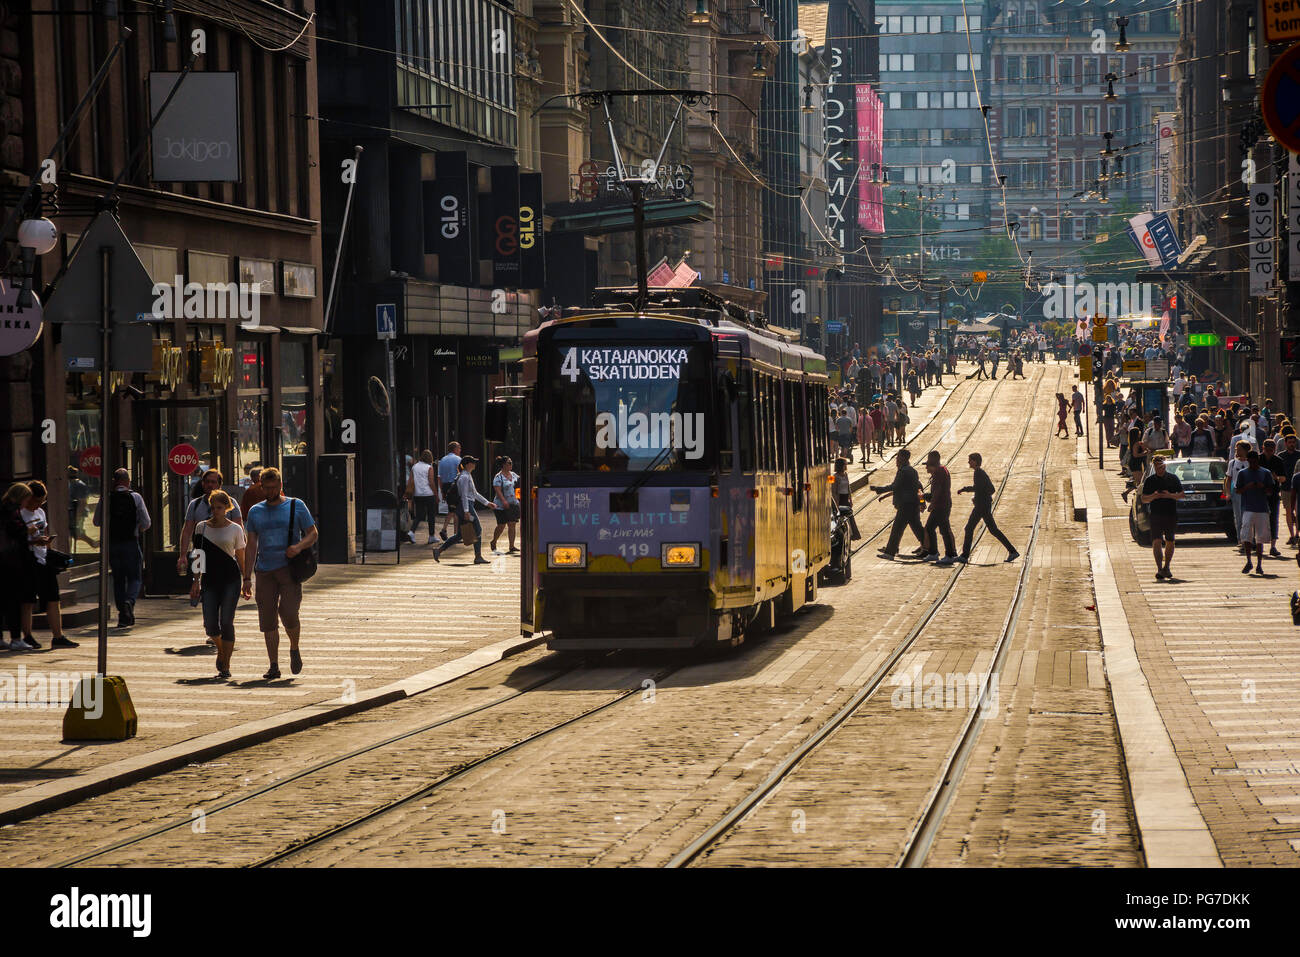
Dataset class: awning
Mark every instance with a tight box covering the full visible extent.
[280,326,325,336]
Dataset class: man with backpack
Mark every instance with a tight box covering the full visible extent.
[435,441,462,543]
[92,468,151,628]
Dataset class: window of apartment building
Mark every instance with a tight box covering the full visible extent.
[1072,217,1085,241]
[931,129,942,146]
[1082,106,1099,135]
[929,16,941,32]
[1059,161,1074,187]
[1025,108,1041,136]
[958,203,970,220]
[1029,212,1044,241]
[1006,164,1021,187]
[1025,55,1041,83]
[886,16,901,33]
[1108,56,1124,80]
[1083,57,1099,86]
[880,54,888,73]
[956,92,970,109]
[917,92,928,108]
[1059,57,1074,85]
[956,53,982,71]
[902,15,914,32]
[968,15,981,31]
[1005,108,1023,137]
[1058,107,1074,136]
[889,92,902,109]
[1138,55,1155,82]
[1005,56,1021,82]
[1084,212,1100,241]
[1108,105,1124,134]
[1084,158,1098,183]
[969,166,982,184]
[943,91,956,109]
[1005,9,1018,31]
[943,16,956,32]
[903,166,916,183]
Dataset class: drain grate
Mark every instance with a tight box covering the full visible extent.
[1031,709,1106,718]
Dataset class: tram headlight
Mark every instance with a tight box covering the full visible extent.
[548,544,586,568]
[661,543,700,568]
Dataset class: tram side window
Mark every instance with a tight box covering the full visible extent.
[781,379,794,473]
[754,372,766,471]
[762,375,775,471]
[813,386,825,464]
[737,370,755,472]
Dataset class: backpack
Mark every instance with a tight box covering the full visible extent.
[444,477,462,511]
[108,489,139,542]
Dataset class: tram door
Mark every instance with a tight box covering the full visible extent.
[134,399,224,595]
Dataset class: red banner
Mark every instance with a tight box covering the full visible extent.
[856,84,884,234]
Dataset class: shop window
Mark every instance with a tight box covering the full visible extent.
[187,250,231,285]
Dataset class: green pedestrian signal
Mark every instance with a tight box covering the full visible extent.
[1187,333,1220,347]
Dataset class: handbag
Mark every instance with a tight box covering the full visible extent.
[46,547,74,570]
[287,498,318,583]
[459,511,479,546]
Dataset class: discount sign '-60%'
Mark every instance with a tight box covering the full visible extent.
[168,443,200,476]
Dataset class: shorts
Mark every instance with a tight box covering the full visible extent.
[1148,513,1177,542]
[1240,510,1272,545]
[31,560,61,609]
[254,566,303,634]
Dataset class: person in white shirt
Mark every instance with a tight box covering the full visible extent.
[406,450,437,543]
[17,480,75,650]
[433,455,493,564]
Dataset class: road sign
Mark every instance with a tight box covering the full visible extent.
[1262,43,1300,153]
[1093,314,1108,326]
[1266,3,1300,44]
[168,443,200,476]
[1188,333,1220,347]
[825,320,844,333]
[948,319,959,327]
[376,303,396,340]
[1079,356,1093,382]
[1092,326,1108,342]
[1122,359,1147,376]
[78,446,102,478]
[972,271,988,284]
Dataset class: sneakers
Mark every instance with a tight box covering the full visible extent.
[290,649,303,675]
[954,554,969,564]
[407,531,417,545]
[1243,560,1254,574]
[878,551,896,561]
[438,530,449,542]
[936,556,957,566]
[473,557,491,564]
[1271,547,1283,558]
[921,552,940,562]
[432,547,441,563]
[911,546,928,557]
[51,635,79,649]
[1156,567,1169,580]
[1005,551,1020,563]
[21,635,40,650]
[263,665,281,680]
[1255,565,1266,576]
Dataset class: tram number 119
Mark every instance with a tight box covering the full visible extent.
[618,543,650,558]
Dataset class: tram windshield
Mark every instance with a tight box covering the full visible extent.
[539,342,712,472]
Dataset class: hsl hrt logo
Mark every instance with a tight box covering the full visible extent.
[1041,274,1155,321]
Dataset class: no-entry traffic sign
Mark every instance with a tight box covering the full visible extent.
[1262,42,1300,153]
[168,443,200,476]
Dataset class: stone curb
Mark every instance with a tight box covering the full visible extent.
[1078,465,1222,868]
[0,631,547,827]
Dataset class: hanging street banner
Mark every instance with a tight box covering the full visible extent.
[518,172,547,289]
[1154,112,1176,212]
[1290,153,1300,281]
[1146,212,1184,267]
[425,151,474,286]
[1127,212,1163,267]
[1250,183,1277,297]
[488,165,521,288]
[856,84,884,234]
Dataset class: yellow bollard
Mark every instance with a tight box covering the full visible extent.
[62,676,137,741]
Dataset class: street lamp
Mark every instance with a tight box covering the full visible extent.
[1115,16,1131,52]
[802,84,815,113]
[688,0,710,25]
[1104,73,1118,100]
[750,43,768,78]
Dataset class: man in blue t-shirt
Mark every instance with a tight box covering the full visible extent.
[243,467,318,680]
[1235,450,1274,577]
[435,441,462,542]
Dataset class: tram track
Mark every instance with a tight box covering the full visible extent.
[665,364,1062,867]
[29,366,1040,870]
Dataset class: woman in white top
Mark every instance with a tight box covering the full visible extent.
[190,490,249,679]
[406,450,437,543]
[490,457,521,553]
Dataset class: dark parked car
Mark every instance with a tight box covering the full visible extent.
[1129,456,1234,547]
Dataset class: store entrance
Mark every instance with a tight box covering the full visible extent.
[133,399,225,594]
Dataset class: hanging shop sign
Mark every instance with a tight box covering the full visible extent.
[1249,183,1277,297]
[823,45,852,249]
[168,443,200,476]
[148,72,241,183]
[425,151,474,286]
[0,281,42,357]
[1265,3,1300,44]
[856,84,884,235]
[1290,153,1300,282]
[1154,112,1176,212]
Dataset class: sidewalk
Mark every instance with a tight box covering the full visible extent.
[0,517,530,813]
[1078,442,1300,865]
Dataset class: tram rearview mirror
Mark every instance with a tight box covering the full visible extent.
[484,400,509,443]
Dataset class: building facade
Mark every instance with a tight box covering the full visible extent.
[3,0,324,594]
